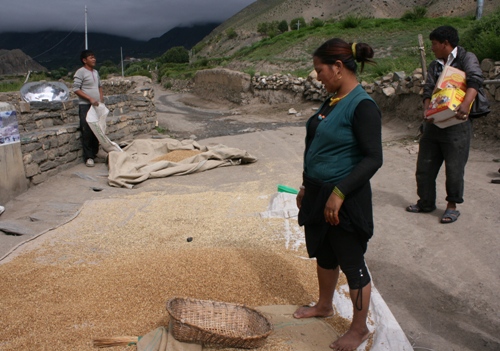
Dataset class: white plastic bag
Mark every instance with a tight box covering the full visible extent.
[86,103,122,153]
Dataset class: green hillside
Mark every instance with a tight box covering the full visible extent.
[193,14,497,82]
[3,6,500,92]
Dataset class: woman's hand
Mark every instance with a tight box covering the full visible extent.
[296,187,305,209]
[324,192,344,226]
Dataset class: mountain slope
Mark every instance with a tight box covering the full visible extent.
[198,0,496,58]
[215,0,491,33]
[0,49,47,75]
[0,23,220,72]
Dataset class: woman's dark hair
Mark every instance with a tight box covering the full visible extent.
[313,38,375,73]
[429,26,459,48]
[80,50,95,64]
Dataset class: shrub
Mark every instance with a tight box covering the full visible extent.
[310,18,324,28]
[127,69,151,78]
[195,58,210,67]
[278,20,289,33]
[192,42,207,55]
[401,6,427,21]
[461,9,500,61]
[98,67,110,79]
[155,126,168,134]
[258,21,282,37]
[159,46,189,64]
[226,28,238,39]
[290,17,307,30]
[49,67,69,80]
[257,22,270,35]
[99,65,118,79]
[340,15,363,29]
[243,67,256,77]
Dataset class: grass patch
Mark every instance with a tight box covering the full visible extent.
[155,126,169,134]
[205,16,484,82]
[0,80,23,93]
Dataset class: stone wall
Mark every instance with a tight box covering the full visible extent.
[191,62,499,140]
[0,76,156,187]
[249,60,500,140]
[193,68,252,104]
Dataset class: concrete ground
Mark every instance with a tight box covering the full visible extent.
[1,85,499,350]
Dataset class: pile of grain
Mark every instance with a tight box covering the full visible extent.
[151,149,202,163]
[0,190,356,351]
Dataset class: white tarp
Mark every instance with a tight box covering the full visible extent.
[260,192,413,350]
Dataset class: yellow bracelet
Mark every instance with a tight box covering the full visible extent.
[332,187,345,200]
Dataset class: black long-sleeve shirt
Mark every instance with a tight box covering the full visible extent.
[306,99,383,196]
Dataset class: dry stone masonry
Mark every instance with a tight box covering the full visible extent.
[0,76,156,186]
[193,60,499,141]
[250,59,500,103]
[3,59,499,189]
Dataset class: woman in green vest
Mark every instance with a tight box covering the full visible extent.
[294,38,383,350]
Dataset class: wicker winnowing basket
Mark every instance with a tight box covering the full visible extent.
[166,297,273,349]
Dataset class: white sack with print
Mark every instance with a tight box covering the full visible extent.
[86,103,122,153]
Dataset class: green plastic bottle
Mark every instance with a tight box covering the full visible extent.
[277,184,299,194]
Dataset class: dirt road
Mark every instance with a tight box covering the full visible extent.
[1,84,499,350]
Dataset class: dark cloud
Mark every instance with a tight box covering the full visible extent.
[0,0,255,40]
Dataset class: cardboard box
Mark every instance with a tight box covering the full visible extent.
[435,66,467,92]
[426,88,469,128]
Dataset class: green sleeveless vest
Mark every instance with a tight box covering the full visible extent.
[304,85,376,184]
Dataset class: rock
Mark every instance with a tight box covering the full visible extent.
[288,108,298,114]
[481,58,495,72]
[412,73,423,82]
[382,87,396,97]
[393,71,406,82]
[382,73,394,82]
[488,66,500,79]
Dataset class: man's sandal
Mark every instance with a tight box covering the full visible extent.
[441,209,460,224]
[406,204,422,213]
[406,204,436,213]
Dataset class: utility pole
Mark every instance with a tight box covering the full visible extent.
[121,47,124,77]
[85,6,88,49]
[476,0,484,20]
[296,20,300,30]
[418,34,427,81]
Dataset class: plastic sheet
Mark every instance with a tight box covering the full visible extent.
[260,192,413,350]
[86,103,122,153]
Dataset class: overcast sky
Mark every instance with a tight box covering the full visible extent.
[0,0,256,40]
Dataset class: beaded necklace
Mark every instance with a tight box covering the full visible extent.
[317,84,359,120]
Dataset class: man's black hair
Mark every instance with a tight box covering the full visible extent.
[80,50,95,64]
[429,26,459,48]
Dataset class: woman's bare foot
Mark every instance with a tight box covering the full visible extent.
[293,305,333,319]
[329,328,370,351]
